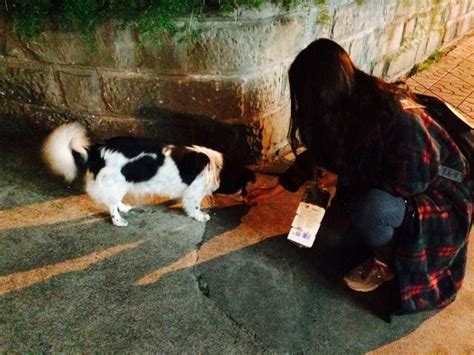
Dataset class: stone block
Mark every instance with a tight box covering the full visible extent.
[102,73,245,120]
[6,26,115,67]
[371,59,387,78]
[0,59,60,107]
[312,3,334,40]
[243,66,288,118]
[257,105,291,157]
[457,13,474,36]
[3,19,189,73]
[402,17,417,44]
[442,19,459,46]
[109,26,144,69]
[139,33,188,74]
[332,1,387,40]
[386,44,418,79]
[57,68,102,113]
[429,3,449,31]
[448,0,464,20]
[348,21,403,70]
[186,11,310,75]
[414,36,429,64]
[0,16,5,55]
[348,34,378,72]
[414,10,430,32]
[367,21,404,59]
[424,30,443,58]
[386,22,406,54]
[0,97,85,134]
[384,0,430,21]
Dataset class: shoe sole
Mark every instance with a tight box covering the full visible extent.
[344,274,395,293]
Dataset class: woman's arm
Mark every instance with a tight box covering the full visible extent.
[245,184,285,205]
[385,112,441,197]
[245,150,316,205]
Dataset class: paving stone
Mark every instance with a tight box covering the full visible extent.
[445,43,472,59]
[433,72,473,97]
[450,60,474,85]
[405,77,429,94]
[412,66,449,88]
[457,94,474,123]
[426,73,472,106]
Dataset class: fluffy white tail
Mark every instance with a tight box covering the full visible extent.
[42,123,90,182]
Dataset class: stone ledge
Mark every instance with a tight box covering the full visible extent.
[2,8,316,76]
[101,72,245,120]
[0,58,61,107]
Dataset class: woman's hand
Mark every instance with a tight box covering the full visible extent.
[318,170,338,189]
[244,184,285,206]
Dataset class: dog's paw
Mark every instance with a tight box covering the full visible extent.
[112,216,129,227]
[193,212,210,222]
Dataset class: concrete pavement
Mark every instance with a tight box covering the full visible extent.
[0,134,435,352]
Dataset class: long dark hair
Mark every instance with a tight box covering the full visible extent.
[288,38,412,187]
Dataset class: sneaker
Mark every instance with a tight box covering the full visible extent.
[343,258,395,292]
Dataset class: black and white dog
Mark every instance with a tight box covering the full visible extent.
[42,123,255,226]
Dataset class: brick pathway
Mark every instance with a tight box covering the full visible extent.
[406,31,474,127]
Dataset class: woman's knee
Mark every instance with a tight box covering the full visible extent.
[349,189,405,230]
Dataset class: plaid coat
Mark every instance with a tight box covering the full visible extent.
[280,109,472,313]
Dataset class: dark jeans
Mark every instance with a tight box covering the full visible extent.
[321,188,406,251]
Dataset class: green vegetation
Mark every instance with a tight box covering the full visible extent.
[409,46,454,75]
[4,0,321,42]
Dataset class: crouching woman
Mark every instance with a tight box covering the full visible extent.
[246,39,472,313]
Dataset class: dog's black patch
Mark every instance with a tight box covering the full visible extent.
[104,137,164,158]
[121,155,163,183]
[72,149,87,173]
[87,145,106,178]
[171,147,210,185]
[215,159,256,195]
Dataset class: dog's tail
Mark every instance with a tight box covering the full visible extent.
[42,122,90,182]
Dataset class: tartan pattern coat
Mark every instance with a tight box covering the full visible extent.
[279,109,472,313]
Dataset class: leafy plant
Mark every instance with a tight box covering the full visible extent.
[4,0,319,43]
[409,46,454,75]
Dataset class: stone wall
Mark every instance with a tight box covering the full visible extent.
[1,0,473,161]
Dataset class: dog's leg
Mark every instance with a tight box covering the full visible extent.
[109,205,129,227]
[182,185,210,222]
[86,169,130,226]
[118,202,132,213]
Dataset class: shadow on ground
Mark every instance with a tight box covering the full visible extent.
[195,205,435,353]
[0,133,434,352]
